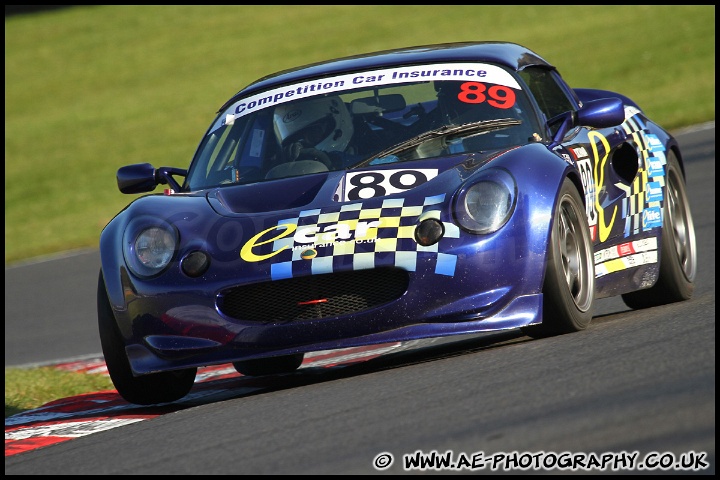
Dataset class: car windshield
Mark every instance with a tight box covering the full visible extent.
[184,62,542,190]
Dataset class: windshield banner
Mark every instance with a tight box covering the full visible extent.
[212,63,521,134]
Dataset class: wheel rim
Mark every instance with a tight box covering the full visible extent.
[557,195,594,312]
[666,167,697,281]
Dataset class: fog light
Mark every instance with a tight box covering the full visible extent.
[415,218,445,246]
[181,251,210,277]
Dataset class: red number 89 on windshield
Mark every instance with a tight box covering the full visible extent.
[457,82,516,109]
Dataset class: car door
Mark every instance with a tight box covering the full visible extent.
[519,66,646,246]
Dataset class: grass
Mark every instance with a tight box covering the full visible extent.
[5,367,115,418]
[4,5,715,417]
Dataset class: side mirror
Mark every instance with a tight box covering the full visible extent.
[117,163,158,194]
[549,97,625,148]
[117,164,187,194]
[576,97,625,129]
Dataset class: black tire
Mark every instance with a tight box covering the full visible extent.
[522,178,595,338]
[233,353,304,377]
[97,271,197,405]
[621,150,697,309]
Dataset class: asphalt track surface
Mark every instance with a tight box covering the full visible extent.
[5,123,715,474]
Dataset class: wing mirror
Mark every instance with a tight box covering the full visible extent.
[549,97,625,148]
[117,163,187,194]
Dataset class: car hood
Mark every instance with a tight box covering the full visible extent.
[206,151,505,216]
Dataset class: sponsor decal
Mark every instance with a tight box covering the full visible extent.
[595,250,658,277]
[594,238,659,276]
[240,220,383,262]
[644,133,665,152]
[646,181,664,203]
[642,207,663,231]
[300,248,317,260]
[238,195,460,279]
[571,146,589,159]
[647,157,666,177]
[214,62,521,133]
[594,237,657,264]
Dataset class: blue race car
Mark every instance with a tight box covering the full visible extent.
[98,41,697,405]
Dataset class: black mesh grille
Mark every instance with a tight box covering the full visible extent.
[219,268,409,322]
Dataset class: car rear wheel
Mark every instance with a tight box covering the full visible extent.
[233,353,304,377]
[523,178,595,338]
[621,150,697,309]
[97,271,197,405]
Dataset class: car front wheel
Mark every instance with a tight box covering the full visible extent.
[97,271,197,405]
[523,178,595,338]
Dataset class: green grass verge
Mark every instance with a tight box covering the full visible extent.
[5,367,115,418]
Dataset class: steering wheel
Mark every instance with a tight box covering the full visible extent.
[366,115,408,136]
[297,148,334,169]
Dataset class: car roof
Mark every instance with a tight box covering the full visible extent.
[218,41,554,112]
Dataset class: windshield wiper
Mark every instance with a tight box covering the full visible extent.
[354,118,522,168]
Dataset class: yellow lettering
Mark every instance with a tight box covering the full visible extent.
[588,131,616,242]
[240,224,296,262]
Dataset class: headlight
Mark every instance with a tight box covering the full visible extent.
[453,168,516,234]
[123,218,178,277]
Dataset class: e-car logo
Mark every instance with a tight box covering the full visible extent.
[295,220,380,244]
[642,207,663,231]
[240,220,381,262]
